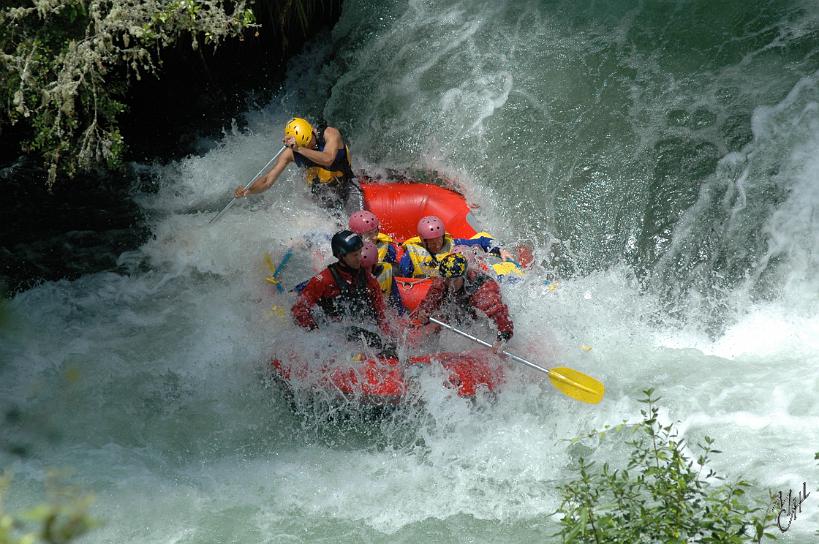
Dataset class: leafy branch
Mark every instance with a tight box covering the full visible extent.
[0,471,95,544]
[1,0,257,186]
[554,389,778,543]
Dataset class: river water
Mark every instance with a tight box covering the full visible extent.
[2,0,818,542]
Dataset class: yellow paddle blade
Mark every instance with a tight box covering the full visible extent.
[547,366,605,404]
[263,252,276,273]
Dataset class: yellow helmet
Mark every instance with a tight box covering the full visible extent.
[283,117,314,147]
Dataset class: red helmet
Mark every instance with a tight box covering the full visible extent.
[360,241,379,269]
[417,215,445,240]
[348,210,380,234]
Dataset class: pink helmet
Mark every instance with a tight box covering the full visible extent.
[417,215,445,240]
[360,241,379,269]
[348,210,380,234]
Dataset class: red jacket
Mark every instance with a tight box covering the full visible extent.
[291,263,393,335]
[412,270,514,340]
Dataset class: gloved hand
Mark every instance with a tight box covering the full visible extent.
[411,309,430,326]
[493,330,512,356]
[378,340,398,359]
[283,136,298,150]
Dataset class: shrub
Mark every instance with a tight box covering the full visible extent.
[554,389,777,543]
[0,472,95,544]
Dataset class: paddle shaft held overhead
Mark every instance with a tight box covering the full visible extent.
[209,146,287,224]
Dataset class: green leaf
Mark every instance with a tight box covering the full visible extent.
[554,388,774,543]
[19,504,52,522]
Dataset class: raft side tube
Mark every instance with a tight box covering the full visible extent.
[361,182,478,241]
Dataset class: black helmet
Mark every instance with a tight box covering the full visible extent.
[331,230,363,258]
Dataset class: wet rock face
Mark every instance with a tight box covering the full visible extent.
[0,160,150,294]
[0,0,344,294]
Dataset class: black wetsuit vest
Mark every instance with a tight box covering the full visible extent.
[292,129,355,182]
[317,263,377,324]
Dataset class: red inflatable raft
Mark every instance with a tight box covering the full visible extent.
[363,180,480,311]
[272,348,503,404]
[272,179,515,404]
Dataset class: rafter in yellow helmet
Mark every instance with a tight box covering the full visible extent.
[284,117,314,147]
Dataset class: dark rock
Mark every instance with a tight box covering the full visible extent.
[0,1,344,294]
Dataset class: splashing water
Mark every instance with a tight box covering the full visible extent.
[2,0,818,541]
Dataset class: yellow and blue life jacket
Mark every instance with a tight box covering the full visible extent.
[457,231,523,281]
[375,232,397,264]
[292,130,354,185]
[373,262,394,294]
[488,260,524,281]
[399,234,457,278]
[398,231,523,281]
[373,262,405,314]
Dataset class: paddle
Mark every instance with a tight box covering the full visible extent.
[209,145,287,224]
[428,317,605,404]
[264,248,293,293]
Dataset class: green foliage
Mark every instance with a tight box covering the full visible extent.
[0,0,257,186]
[0,472,95,544]
[554,389,778,543]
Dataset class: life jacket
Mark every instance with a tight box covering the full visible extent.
[374,262,407,315]
[453,231,523,281]
[374,232,395,263]
[372,262,394,296]
[292,129,354,185]
[401,234,456,278]
[489,261,523,280]
[316,263,377,324]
